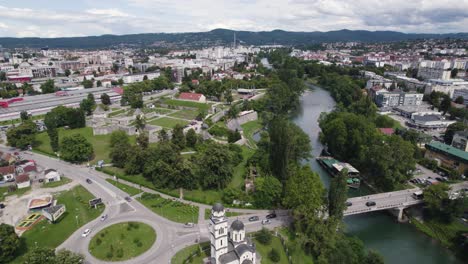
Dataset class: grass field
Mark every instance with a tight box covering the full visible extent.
[412,217,468,248]
[254,235,289,264]
[204,209,243,220]
[168,109,199,120]
[35,127,136,163]
[241,120,263,144]
[162,99,211,111]
[106,179,142,196]
[12,185,104,263]
[0,186,31,202]
[42,177,72,188]
[148,117,189,128]
[277,228,315,264]
[142,107,174,115]
[138,192,199,223]
[89,222,156,261]
[171,242,210,264]
[229,147,255,189]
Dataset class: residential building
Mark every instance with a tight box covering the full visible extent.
[424,79,468,97]
[372,88,423,107]
[44,169,61,183]
[425,141,468,174]
[409,112,456,129]
[15,174,31,189]
[210,203,257,264]
[417,60,451,80]
[122,72,160,84]
[451,131,468,152]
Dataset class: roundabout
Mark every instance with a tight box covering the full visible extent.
[88,222,156,262]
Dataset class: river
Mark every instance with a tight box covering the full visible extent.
[291,85,460,264]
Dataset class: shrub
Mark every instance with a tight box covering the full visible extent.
[106,251,113,259]
[116,248,124,258]
[96,238,102,245]
[268,248,280,262]
[256,228,272,245]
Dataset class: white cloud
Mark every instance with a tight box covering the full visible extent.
[0,1,466,37]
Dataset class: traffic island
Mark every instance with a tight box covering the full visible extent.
[88,222,156,261]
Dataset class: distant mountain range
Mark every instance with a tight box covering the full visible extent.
[0,29,467,49]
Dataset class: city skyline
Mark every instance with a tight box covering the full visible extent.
[0,0,467,38]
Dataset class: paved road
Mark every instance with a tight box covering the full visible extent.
[7,148,286,264]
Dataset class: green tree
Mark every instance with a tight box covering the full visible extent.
[253,176,282,208]
[440,95,452,115]
[0,223,20,263]
[171,124,186,149]
[0,71,6,81]
[96,80,102,87]
[451,68,459,78]
[101,93,111,105]
[444,122,467,144]
[54,249,84,264]
[109,131,131,168]
[134,114,146,132]
[47,126,59,152]
[158,129,169,142]
[20,111,29,121]
[196,142,235,189]
[23,247,56,264]
[137,131,149,149]
[328,169,348,220]
[423,183,463,222]
[256,228,272,245]
[455,96,464,104]
[64,69,71,77]
[6,120,37,149]
[60,134,94,163]
[80,94,96,116]
[110,130,130,148]
[364,250,385,264]
[268,248,280,262]
[124,145,146,175]
[82,78,94,88]
[40,79,56,94]
[185,128,197,148]
[227,129,241,143]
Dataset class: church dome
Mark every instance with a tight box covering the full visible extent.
[231,219,244,231]
[212,203,224,213]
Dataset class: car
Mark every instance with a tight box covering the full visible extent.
[184,222,195,228]
[86,178,92,184]
[81,229,91,237]
[261,219,271,225]
[38,179,44,183]
[266,213,277,219]
[248,216,259,222]
[366,201,376,207]
[0,203,5,209]
[124,196,132,202]
[435,177,444,182]
[346,201,352,207]
[100,214,107,221]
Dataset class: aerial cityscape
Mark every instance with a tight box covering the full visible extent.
[0,1,467,264]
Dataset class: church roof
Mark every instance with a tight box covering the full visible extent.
[219,251,238,264]
[212,203,224,212]
[234,243,255,256]
[231,219,244,231]
[242,260,253,264]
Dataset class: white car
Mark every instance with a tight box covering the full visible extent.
[82,229,91,237]
[184,222,195,228]
[261,219,271,225]
[100,214,108,221]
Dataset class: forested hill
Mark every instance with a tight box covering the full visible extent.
[1,29,467,49]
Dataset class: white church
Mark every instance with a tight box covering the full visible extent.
[209,203,257,264]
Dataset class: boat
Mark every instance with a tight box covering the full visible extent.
[316,156,361,189]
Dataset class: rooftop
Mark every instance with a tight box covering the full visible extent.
[426,141,468,163]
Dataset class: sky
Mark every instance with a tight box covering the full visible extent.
[0,0,467,38]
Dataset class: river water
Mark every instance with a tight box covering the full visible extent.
[291,85,460,264]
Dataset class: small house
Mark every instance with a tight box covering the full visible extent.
[178,92,206,103]
[0,165,16,182]
[44,169,61,183]
[42,204,66,222]
[15,174,31,189]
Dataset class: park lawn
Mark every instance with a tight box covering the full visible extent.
[229,147,255,189]
[106,179,142,196]
[142,107,174,115]
[204,209,243,220]
[148,117,189,128]
[89,222,156,261]
[138,193,199,223]
[35,127,136,164]
[169,109,199,120]
[254,235,289,264]
[277,228,315,264]
[171,242,210,264]
[241,119,263,144]
[12,185,104,263]
[42,177,72,188]
[162,99,210,111]
[0,186,31,202]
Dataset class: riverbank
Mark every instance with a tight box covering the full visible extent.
[294,84,461,264]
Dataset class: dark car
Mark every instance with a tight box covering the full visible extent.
[248,216,259,222]
[346,201,352,207]
[0,203,5,209]
[366,201,376,207]
[266,213,277,219]
[86,179,92,184]
[125,196,132,202]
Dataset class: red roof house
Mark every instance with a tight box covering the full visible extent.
[378,128,395,136]
[178,92,206,103]
[112,87,124,95]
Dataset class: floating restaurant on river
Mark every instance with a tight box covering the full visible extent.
[316,157,361,188]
